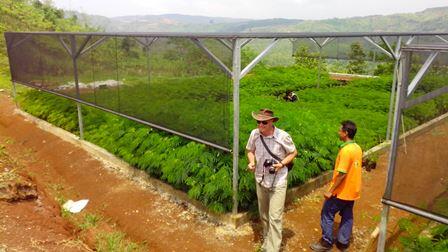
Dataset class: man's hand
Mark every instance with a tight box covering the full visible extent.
[273,162,284,172]
[247,162,256,172]
[323,191,333,199]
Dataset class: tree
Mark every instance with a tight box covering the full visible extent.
[347,42,367,74]
[293,45,322,70]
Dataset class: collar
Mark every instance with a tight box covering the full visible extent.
[339,140,355,148]
[258,127,279,139]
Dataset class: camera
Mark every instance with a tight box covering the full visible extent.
[263,159,278,174]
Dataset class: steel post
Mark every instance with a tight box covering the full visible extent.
[377,50,410,252]
[70,35,84,140]
[318,46,322,88]
[377,205,390,252]
[11,81,18,108]
[232,39,241,214]
[386,59,400,140]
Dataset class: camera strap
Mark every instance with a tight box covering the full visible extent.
[260,135,283,164]
[260,135,278,189]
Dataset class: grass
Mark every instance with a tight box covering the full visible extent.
[0,169,19,189]
[96,231,143,252]
[0,144,5,156]
[0,73,11,91]
[79,213,102,230]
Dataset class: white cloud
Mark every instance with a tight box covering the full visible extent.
[52,0,448,20]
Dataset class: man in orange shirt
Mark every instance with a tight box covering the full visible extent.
[311,120,362,252]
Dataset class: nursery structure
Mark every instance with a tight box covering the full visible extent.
[4,31,448,251]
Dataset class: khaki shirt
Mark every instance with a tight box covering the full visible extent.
[246,127,296,188]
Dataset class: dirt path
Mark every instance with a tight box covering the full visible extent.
[0,93,442,251]
[0,94,257,251]
[0,140,90,251]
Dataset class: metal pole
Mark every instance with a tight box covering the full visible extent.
[70,35,84,140]
[11,81,18,108]
[386,58,400,140]
[377,205,390,252]
[401,114,407,155]
[377,50,410,252]
[232,39,241,214]
[318,46,322,88]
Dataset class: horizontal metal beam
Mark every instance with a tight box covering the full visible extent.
[382,198,448,225]
[402,44,448,52]
[12,80,232,152]
[6,31,448,39]
[407,51,439,97]
[240,38,279,78]
[404,85,448,109]
[191,38,232,77]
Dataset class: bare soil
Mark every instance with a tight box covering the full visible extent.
[0,93,443,251]
[0,145,89,251]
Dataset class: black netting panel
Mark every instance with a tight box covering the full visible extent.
[389,51,448,218]
[6,34,232,149]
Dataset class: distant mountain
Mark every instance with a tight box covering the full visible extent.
[67,6,448,33]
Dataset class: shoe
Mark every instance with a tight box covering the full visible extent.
[335,240,349,252]
[310,239,332,252]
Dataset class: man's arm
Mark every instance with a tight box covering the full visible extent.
[247,150,256,172]
[273,149,298,171]
[324,172,347,199]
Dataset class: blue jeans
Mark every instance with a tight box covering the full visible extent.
[320,196,354,246]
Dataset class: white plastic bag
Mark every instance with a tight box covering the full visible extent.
[62,199,89,213]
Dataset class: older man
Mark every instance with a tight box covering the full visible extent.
[246,108,297,252]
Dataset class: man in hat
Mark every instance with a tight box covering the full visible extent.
[246,108,297,252]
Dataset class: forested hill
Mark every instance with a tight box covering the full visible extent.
[0,0,91,74]
[68,6,448,32]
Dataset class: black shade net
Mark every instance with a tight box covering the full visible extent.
[5,33,232,150]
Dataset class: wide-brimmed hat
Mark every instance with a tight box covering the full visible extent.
[251,109,279,122]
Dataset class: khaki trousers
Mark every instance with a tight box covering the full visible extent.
[256,182,287,252]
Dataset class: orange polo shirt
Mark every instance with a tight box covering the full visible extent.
[330,141,363,201]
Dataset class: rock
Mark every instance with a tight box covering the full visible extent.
[0,181,38,202]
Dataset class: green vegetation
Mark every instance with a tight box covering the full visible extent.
[96,231,141,252]
[13,65,398,212]
[389,218,448,251]
[68,6,448,33]
[0,0,92,75]
[347,42,367,74]
[79,213,102,230]
[1,0,448,218]
[4,2,448,251]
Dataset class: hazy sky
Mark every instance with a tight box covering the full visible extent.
[52,0,448,20]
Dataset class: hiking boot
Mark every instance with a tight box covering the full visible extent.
[310,239,332,252]
[335,240,349,252]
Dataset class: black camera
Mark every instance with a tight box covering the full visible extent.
[263,159,278,174]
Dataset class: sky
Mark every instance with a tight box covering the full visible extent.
[51,0,448,20]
